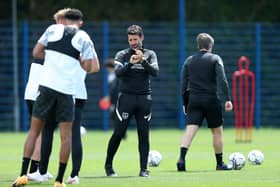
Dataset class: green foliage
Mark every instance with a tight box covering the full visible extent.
[0,128,280,187]
[0,0,280,22]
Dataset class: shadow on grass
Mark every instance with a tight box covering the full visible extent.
[1,180,52,186]
[28,183,51,186]
[81,175,138,179]
[160,169,215,173]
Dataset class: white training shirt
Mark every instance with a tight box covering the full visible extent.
[24,63,43,101]
[74,65,87,99]
[24,62,88,101]
[38,24,97,95]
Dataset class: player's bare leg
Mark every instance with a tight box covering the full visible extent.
[54,122,72,185]
[24,117,44,158]
[177,125,199,171]
[29,133,41,173]
[180,125,199,148]
[27,130,54,182]
[211,126,223,154]
[31,133,41,161]
[13,117,44,187]
[211,126,230,170]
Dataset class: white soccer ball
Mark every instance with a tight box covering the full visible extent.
[80,126,87,136]
[148,150,162,167]
[228,152,246,170]
[247,150,264,165]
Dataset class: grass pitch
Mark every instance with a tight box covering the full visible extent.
[0,128,279,187]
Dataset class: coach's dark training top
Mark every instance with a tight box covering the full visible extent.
[181,51,231,101]
[114,48,159,95]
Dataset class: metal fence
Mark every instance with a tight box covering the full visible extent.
[0,21,279,131]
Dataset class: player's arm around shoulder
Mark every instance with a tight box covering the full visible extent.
[32,24,63,59]
[32,43,45,59]
[81,58,100,73]
[76,30,100,73]
[32,25,54,59]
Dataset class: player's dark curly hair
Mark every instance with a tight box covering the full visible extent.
[64,8,83,21]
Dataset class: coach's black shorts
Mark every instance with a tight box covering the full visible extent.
[32,86,74,123]
[115,93,152,123]
[186,95,223,128]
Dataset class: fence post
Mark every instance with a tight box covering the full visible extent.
[102,21,110,131]
[12,0,20,131]
[22,20,29,131]
[255,23,261,129]
[178,0,186,129]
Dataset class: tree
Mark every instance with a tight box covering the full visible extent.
[0,0,279,22]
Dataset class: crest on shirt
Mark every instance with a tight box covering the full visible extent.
[122,112,129,120]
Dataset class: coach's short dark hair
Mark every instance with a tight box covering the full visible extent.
[196,33,214,50]
[127,25,143,36]
[64,8,83,21]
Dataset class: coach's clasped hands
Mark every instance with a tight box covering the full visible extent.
[130,49,144,64]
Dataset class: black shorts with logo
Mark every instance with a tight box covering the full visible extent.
[115,93,152,124]
[186,94,223,128]
[32,86,74,123]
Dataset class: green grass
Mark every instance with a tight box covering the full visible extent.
[0,128,280,187]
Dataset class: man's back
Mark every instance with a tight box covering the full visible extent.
[187,51,219,95]
[183,51,229,99]
[177,33,233,174]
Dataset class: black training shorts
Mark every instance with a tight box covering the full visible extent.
[186,94,223,128]
[32,86,74,123]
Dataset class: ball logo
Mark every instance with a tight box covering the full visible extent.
[122,112,129,120]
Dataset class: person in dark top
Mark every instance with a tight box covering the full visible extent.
[104,25,159,178]
[177,33,233,172]
[104,59,119,118]
[104,58,132,140]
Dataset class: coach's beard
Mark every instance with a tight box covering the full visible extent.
[131,42,142,50]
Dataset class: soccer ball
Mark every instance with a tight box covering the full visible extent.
[247,150,264,165]
[228,152,246,170]
[148,150,162,167]
[80,126,87,136]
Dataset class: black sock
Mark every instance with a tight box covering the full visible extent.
[55,162,67,183]
[179,147,188,161]
[215,153,223,166]
[29,160,40,173]
[20,157,30,176]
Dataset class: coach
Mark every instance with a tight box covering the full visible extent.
[177,33,233,171]
[104,25,159,178]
